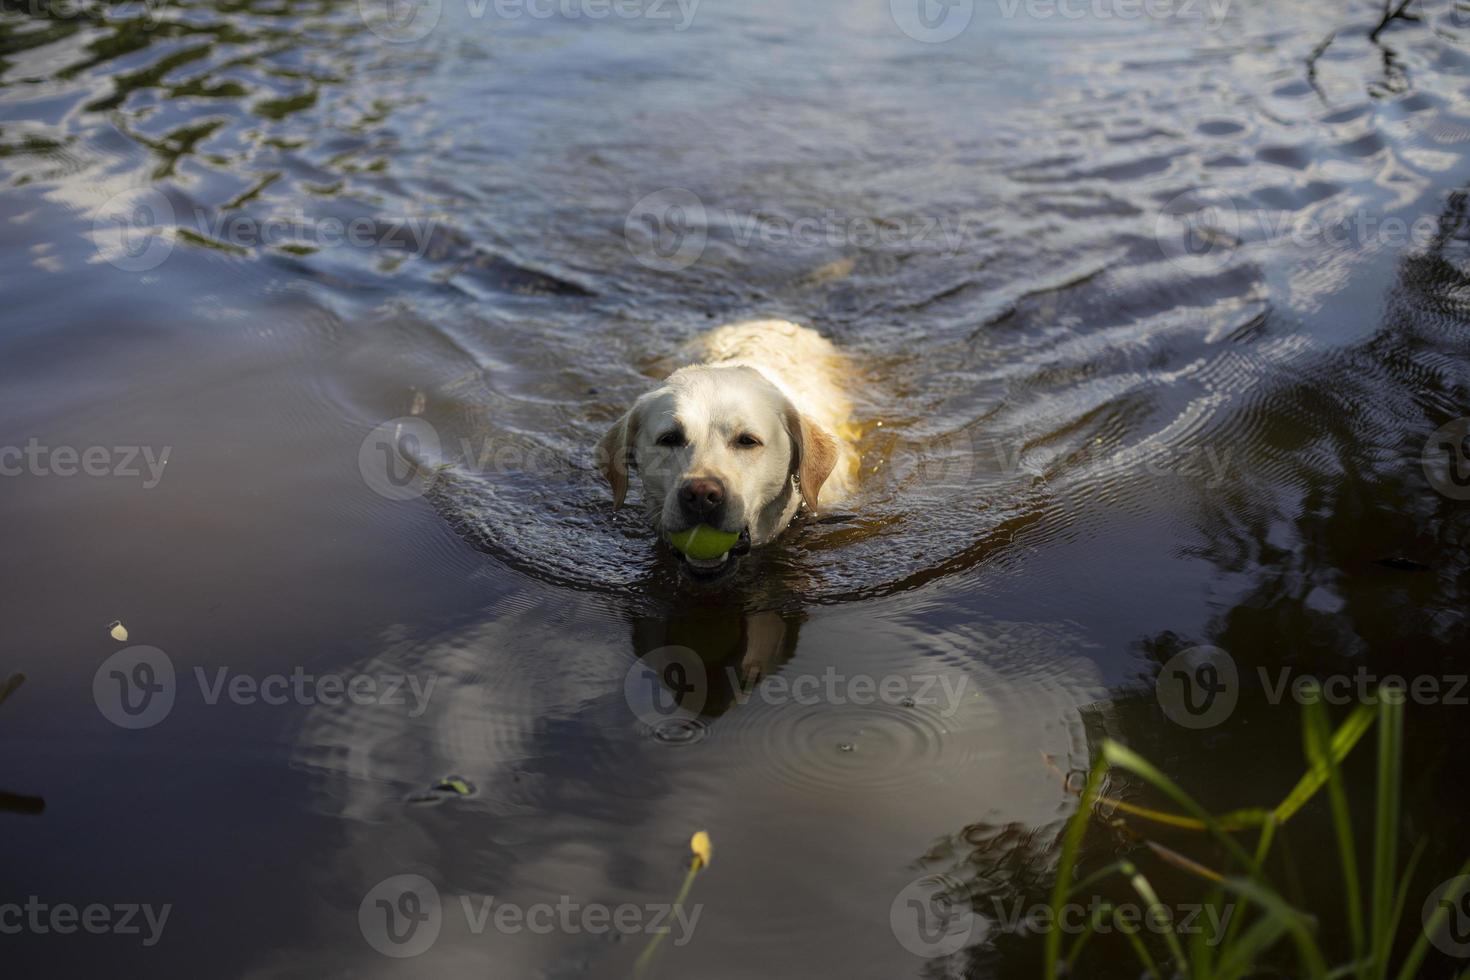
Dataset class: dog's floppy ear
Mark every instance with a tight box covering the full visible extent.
[784,405,839,512]
[596,408,639,508]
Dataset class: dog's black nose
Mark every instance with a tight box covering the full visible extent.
[678,477,725,517]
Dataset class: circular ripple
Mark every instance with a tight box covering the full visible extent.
[747,699,985,796]
[647,717,709,746]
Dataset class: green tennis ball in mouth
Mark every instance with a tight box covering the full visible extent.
[667,525,741,560]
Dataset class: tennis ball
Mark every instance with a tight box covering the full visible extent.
[667,525,740,559]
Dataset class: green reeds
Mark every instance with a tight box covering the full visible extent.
[1044,685,1468,979]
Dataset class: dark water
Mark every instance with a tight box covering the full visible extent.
[3,0,1470,975]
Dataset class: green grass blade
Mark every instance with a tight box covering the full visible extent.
[1113,905,1165,980]
[1145,839,1226,883]
[1127,865,1190,978]
[1304,694,1364,969]
[1044,756,1106,979]
[1215,875,1328,980]
[1101,741,1262,876]
[1100,741,1335,976]
[1393,856,1470,980]
[1186,888,1221,980]
[1217,816,1279,952]
[1253,816,1278,866]
[1065,860,1130,898]
[1085,796,1271,832]
[1369,692,1404,979]
[1381,838,1426,980]
[1214,911,1292,980]
[1063,900,1112,971]
[1274,702,1376,824]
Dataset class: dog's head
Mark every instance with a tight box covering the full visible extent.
[596,365,838,583]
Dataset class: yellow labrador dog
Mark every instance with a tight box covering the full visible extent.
[597,319,857,582]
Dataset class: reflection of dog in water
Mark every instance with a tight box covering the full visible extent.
[629,603,802,720]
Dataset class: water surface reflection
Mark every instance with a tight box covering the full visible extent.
[5,0,1470,975]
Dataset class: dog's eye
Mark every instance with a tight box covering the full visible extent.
[735,433,762,448]
[656,431,686,448]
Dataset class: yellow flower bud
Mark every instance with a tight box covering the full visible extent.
[690,831,712,869]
